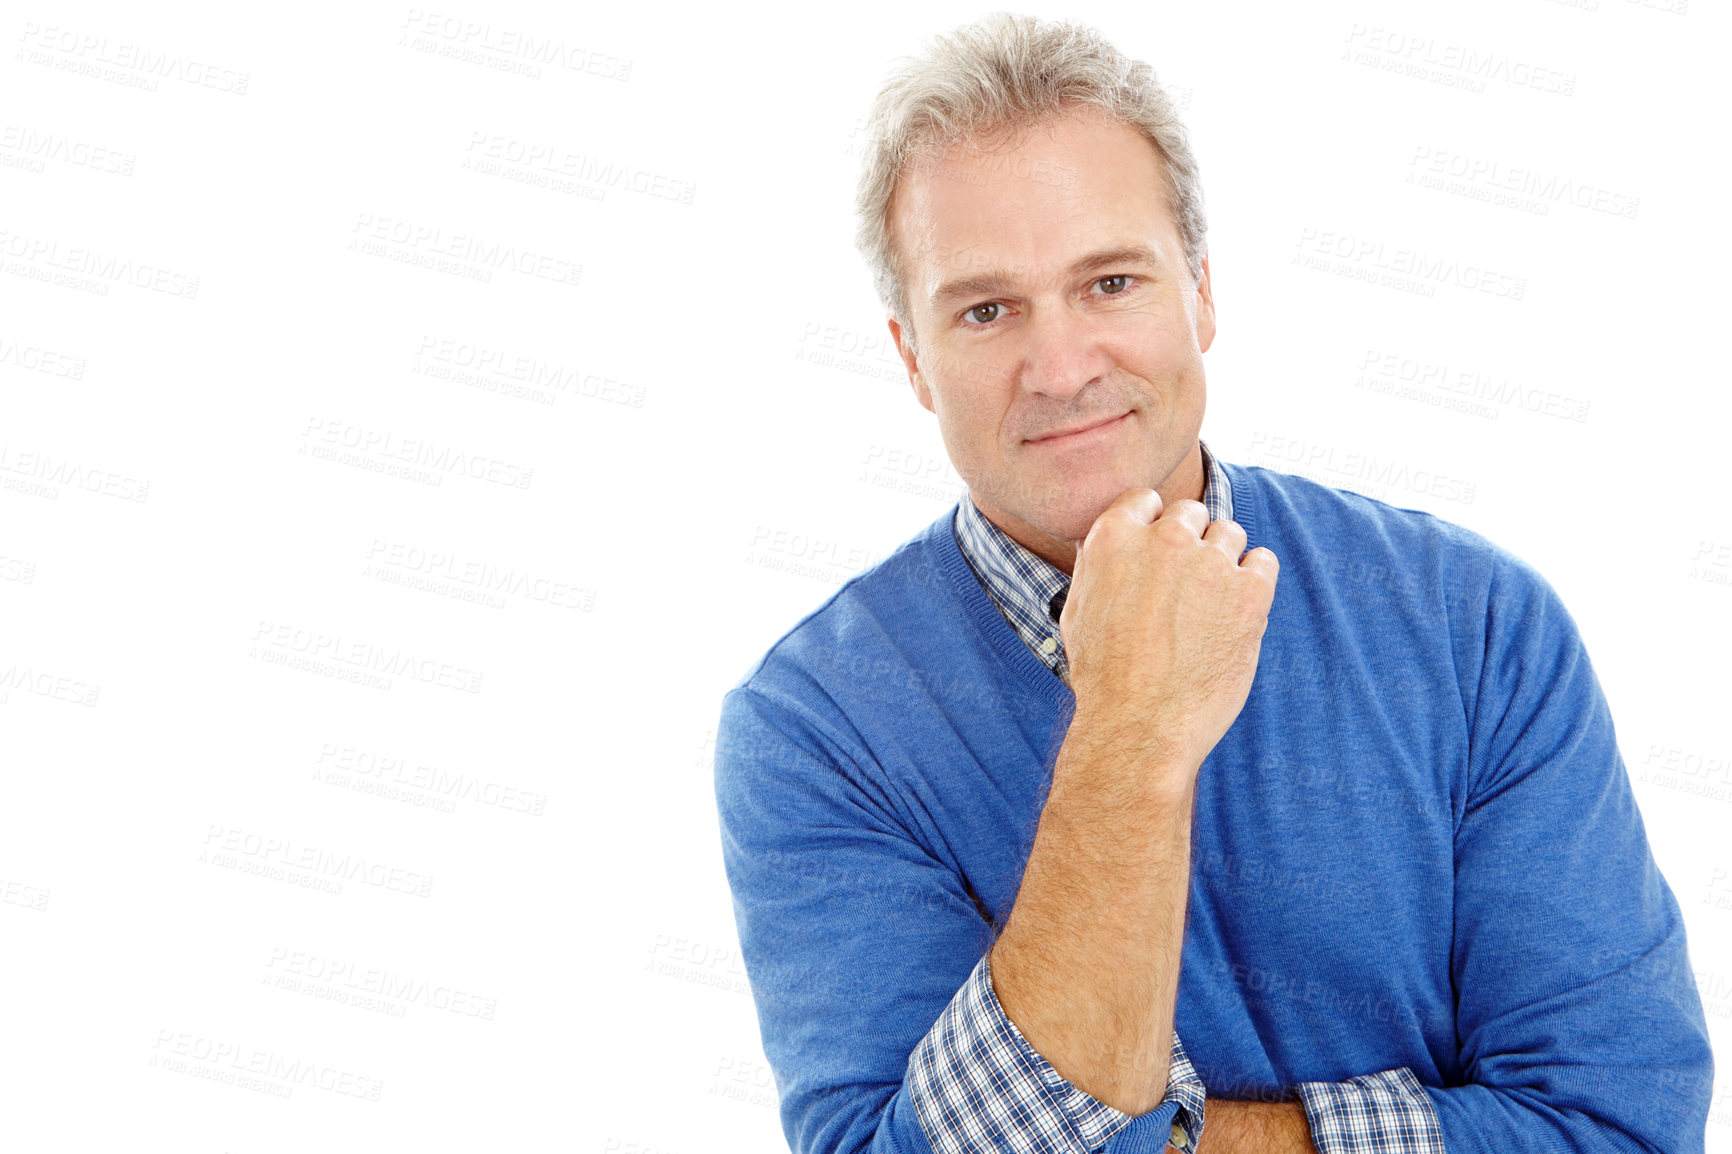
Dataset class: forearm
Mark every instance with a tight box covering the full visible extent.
[1196,1099,1317,1154]
[988,713,1197,1116]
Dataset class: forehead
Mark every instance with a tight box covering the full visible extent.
[889,105,1182,309]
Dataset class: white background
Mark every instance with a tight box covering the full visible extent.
[2,0,1727,1150]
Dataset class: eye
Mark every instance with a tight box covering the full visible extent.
[964,302,1003,325]
[1097,275,1131,294]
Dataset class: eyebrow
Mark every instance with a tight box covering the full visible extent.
[928,244,1166,311]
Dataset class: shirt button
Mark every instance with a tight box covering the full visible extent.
[1169,1122,1188,1149]
[1039,636,1058,655]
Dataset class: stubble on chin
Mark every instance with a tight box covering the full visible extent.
[972,475,1108,554]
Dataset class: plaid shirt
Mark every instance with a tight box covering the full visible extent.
[912,439,1446,1154]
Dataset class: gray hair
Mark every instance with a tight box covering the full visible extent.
[854,12,1207,357]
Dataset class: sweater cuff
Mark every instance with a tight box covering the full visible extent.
[1294,1067,1444,1154]
[907,952,1205,1153]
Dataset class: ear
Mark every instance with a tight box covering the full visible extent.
[1194,252,1216,355]
[888,315,934,413]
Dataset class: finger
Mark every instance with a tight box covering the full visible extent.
[1239,545,1280,584]
[1083,487,1164,554]
[1158,498,1211,540]
[1066,533,1085,596]
[1099,486,1164,528]
[1201,517,1249,559]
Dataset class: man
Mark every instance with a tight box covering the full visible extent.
[714,14,1712,1154]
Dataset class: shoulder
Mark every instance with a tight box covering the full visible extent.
[1229,462,1584,720]
[1228,460,1489,552]
[724,508,957,730]
[1224,460,1551,607]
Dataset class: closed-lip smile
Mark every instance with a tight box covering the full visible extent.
[1028,411,1130,443]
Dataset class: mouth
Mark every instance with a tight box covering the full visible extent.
[1026,411,1132,447]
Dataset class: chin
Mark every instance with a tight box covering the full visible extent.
[976,464,1136,543]
[1053,502,1116,543]
[1067,471,1143,525]
[1023,492,1114,545]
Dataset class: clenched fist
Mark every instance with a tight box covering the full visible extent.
[1059,487,1279,781]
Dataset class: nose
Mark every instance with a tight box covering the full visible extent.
[1018,298,1114,402]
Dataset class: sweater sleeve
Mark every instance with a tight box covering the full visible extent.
[715,684,1203,1154]
[1420,552,1714,1153]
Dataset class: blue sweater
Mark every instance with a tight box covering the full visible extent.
[714,461,1712,1154]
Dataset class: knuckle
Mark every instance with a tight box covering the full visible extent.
[1209,518,1248,547]
[1153,517,1198,545]
[1112,486,1160,514]
[1088,515,1128,546]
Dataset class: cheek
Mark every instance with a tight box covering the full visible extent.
[1123,333,1206,391]
[934,391,1007,466]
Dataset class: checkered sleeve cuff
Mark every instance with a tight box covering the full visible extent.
[1295,1067,1444,1154]
[907,952,1206,1154]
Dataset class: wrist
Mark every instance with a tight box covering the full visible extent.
[1061,704,1199,800]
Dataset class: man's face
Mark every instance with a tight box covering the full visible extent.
[886,104,1215,569]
